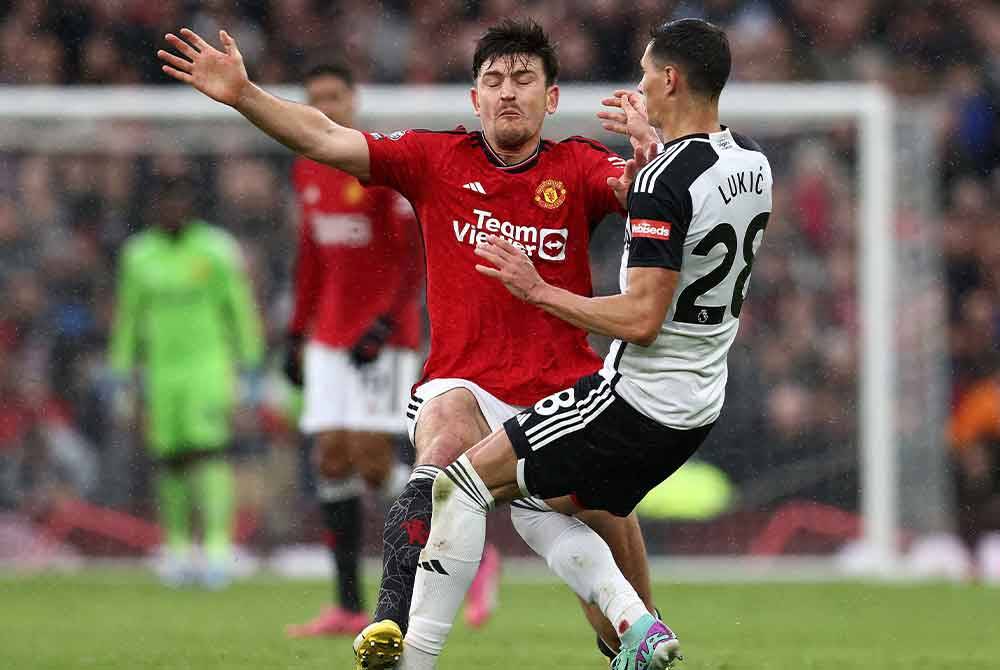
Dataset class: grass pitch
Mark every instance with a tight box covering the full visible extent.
[1,571,996,669]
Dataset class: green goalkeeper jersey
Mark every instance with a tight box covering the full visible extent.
[109,220,263,379]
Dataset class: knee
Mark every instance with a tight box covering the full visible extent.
[357,466,385,490]
[510,504,539,537]
[510,506,548,554]
[431,471,455,504]
[352,437,394,487]
[314,433,352,480]
[416,432,469,468]
[413,390,487,468]
[511,504,581,555]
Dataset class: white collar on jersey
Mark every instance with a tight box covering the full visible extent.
[708,127,736,152]
[655,126,733,154]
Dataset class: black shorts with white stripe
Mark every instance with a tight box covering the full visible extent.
[503,372,714,517]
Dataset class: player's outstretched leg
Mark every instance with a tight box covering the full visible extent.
[404,450,677,670]
[511,502,655,656]
[372,465,438,628]
[580,509,655,655]
[397,456,492,670]
[357,473,505,662]
[354,465,435,669]
[355,390,489,670]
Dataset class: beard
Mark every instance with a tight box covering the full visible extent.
[493,116,537,150]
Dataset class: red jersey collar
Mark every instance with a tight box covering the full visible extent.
[473,131,548,173]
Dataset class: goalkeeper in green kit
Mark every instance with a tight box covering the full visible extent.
[109,178,264,589]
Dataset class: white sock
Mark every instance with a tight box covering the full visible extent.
[315,475,365,503]
[379,462,412,501]
[510,501,648,635]
[402,455,493,668]
[398,644,437,670]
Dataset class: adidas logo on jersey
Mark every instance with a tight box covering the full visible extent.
[462,181,487,194]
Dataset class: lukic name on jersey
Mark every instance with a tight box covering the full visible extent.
[717,166,768,204]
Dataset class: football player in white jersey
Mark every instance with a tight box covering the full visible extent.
[396,18,772,670]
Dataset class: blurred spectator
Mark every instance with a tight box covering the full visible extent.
[0,0,989,93]
[949,357,1000,550]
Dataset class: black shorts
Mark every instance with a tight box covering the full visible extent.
[503,372,713,517]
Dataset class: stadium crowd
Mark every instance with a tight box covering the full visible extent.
[0,1,998,554]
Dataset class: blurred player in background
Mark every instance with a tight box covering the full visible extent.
[108,178,264,589]
[157,19,662,667]
[282,60,424,638]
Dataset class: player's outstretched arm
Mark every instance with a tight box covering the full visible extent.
[157,28,369,179]
[475,236,677,347]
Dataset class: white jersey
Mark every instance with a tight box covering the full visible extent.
[601,127,773,428]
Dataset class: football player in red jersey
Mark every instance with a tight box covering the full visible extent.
[282,61,423,639]
[158,19,660,669]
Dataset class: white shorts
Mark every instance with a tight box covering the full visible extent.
[300,341,422,435]
[405,378,526,445]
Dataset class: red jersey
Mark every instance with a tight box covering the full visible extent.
[364,128,625,405]
[289,158,422,351]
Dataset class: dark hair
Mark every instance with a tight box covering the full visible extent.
[649,19,731,100]
[302,59,355,88]
[472,19,559,86]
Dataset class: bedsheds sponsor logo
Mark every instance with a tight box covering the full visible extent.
[453,208,567,261]
[534,179,567,210]
[631,219,671,240]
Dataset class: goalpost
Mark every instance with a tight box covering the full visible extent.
[0,83,944,576]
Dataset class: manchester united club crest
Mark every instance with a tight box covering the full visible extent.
[534,179,567,210]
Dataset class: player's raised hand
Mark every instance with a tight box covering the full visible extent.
[607,142,659,207]
[598,90,660,151]
[158,29,249,107]
[598,90,643,134]
[474,236,547,304]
